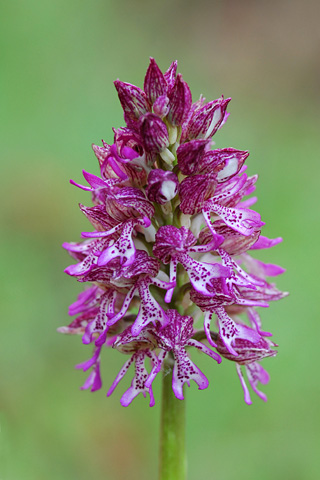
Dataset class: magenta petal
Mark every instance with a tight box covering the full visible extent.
[242,255,286,277]
[145,350,167,389]
[215,307,260,356]
[236,364,252,405]
[106,286,135,327]
[172,347,209,400]
[119,351,155,406]
[82,170,109,189]
[131,280,168,336]
[246,362,269,402]
[107,357,133,397]
[251,236,283,250]
[64,255,95,276]
[69,179,92,191]
[68,286,98,315]
[247,308,272,337]
[187,338,221,364]
[203,311,218,347]
[80,360,102,393]
[76,346,101,372]
[177,252,230,296]
[97,222,136,266]
[206,202,264,236]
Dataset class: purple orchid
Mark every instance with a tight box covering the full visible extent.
[60,58,286,408]
[107,310,221,405]
[215,332,277,404]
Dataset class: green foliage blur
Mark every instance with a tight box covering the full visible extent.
[1,1,319,479]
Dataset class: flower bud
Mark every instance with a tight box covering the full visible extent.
[144,58,167,105]
[177,138,211,175]
[167,74,192,126]
[139,113,169,153]
[153,95,170,118]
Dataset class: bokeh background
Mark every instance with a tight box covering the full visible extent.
[1,1,320,479]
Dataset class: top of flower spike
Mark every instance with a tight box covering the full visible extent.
[113,58,228,144]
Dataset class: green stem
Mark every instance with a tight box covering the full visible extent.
[159,358,187,480]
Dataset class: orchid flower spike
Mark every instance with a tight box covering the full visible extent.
[60,57,287,406]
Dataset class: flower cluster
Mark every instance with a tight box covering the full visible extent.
[60,59,286,406]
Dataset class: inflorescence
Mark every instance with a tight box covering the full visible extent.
[60,58,287,406]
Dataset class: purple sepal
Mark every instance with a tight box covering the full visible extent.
[179,174,217,214]
[139,113,169,153]
[79,204,114,232]
[82,170,111,189]
[114,80,150,124]
[198,148,249,180]
[241,253,286,278]
[177,138,211,175]
[186,96,231,140]
[114,249,160,280]
[167,74,192,126]
[144,58,167,105]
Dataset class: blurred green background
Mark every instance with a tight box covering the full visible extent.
[1,0,319,479]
